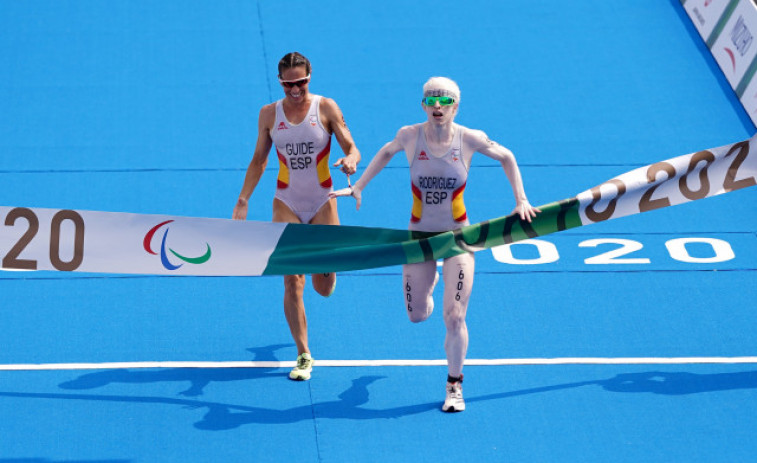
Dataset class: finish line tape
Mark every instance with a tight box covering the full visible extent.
[2,134,756,276]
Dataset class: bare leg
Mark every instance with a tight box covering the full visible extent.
[282,274,308,355]
[273,198,310,356]
[310,198,339,297]
[442,252,475,378]
[402,260,439,323]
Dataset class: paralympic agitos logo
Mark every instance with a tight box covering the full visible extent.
[143,220,212,270]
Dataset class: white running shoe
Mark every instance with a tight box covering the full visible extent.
[289,353,314,381]
[442,380,465,412]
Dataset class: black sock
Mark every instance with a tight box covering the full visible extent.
[447,374,463,384]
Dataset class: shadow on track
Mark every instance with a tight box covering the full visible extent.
[2,369,756,431]
[57,345,292,397]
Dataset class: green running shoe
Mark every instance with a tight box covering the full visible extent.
[289,352,314,381]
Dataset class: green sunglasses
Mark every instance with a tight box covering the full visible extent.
[422,96,455,106]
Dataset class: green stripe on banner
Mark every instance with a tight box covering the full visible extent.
[261,223,412,275]
[736,54,757,97]
[412,199,582,262]
[262,198,582,274]
[2,134,755,277]
[706,0,740,48]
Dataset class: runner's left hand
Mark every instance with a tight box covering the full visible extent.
[329,185,362,210]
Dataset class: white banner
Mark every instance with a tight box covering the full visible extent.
[681,0,757,126]
[576,133,757,224]
[0,208,286,276]
[709,0,757,87]
[683,0,732,41]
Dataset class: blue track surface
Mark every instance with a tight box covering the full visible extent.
[1,1,756,462]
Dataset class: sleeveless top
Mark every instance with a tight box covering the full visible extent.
[271,95,333,217]
[409,124,470,232]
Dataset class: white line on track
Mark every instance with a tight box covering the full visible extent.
[2,357,757,371]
